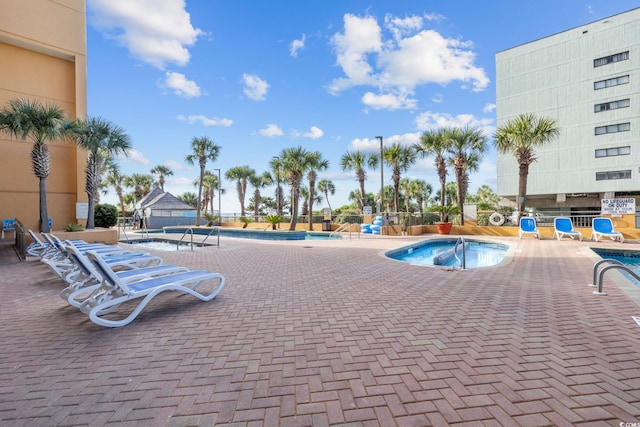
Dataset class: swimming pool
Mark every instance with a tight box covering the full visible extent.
[154,227,340,241]
[386,238,509,268]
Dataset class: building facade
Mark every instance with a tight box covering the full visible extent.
[496,8,640,223]
[0,0,87,232]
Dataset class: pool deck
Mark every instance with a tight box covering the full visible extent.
[1,234,640,426]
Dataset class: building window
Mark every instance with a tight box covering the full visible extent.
[595,146,631,158]
[594,75,629,90]
[593,51,629,67]
[596,170,631,180]
[594,122,630,135]
[594,99,630,113]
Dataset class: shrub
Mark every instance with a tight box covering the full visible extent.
[202,213,219,226]
[477,213,490,226]
[94,203,118,228]
[64,222,84,232]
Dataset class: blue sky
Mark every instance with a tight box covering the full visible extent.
[87,0,640,214]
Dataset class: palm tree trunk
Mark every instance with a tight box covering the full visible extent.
[39,178,49,232]
[518,163,530,216]
[289,185,300,231]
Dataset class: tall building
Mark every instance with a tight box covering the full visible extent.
[496,8,640,223]
[0,0,87,232]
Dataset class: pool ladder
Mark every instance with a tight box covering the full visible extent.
[453,236,467,270]
[589,258,640,295]
[176,227,219,250]
[329,223,360,240]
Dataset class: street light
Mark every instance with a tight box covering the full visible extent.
[214,168,221,248]
[375,136,384,216]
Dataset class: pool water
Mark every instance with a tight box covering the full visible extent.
[386,238,509,268]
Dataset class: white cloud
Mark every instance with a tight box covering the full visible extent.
[483,103,496,113]
[431,93,444,103]
[329,13,489,109]
[348,133,420,152]
[361,91,417,110]
[242,73,269,101]
[328,14,382,94]
[88,0,203,69]
[303,126,324,139]
[414,111,495,137]
[165,160,186,170]
[177,114,233,127]
[290,34,306,57]
[117,148,151,165]
[259,124,283,137]
[160,72,201,98]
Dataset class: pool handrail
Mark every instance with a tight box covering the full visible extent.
[588,258,639,295]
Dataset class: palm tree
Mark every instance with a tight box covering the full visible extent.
[249,171,273,221]
[150,165,173,192]
[102,163,129,224]
[225,165,254,217]
[0,98,75,231]
[382,143,416,213]
[306,152,329,231]
[178,192,198,208]
[74,117,131,229]
[494,113,560,216]
[317,179,335,211]
[185,136,221,226]
[269,156,285,215]
[126,173,154,204]
[412,179,432,215]
[201,171,224,214]
[340,151,378,212]
[414,128,453,222]
[280,146,315,230]
[448,126,487,225]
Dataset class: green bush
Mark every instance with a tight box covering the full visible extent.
[64,222,84,232]
[94,203,118,228]
[477,213,490,226]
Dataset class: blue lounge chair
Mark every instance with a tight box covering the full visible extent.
[518,217,540,239]
[553,217,583,241]
[82,250,226,327]
[591,217,624,242]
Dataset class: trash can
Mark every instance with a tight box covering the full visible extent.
[322,219,331,232]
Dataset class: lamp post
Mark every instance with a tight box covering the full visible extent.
[375,136,384,215]
[214,168,221,247]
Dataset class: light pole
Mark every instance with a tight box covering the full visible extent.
[375,136,384,216]
[214,168,221,247]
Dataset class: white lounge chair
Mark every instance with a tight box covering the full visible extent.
[82,250,225,327]
[61,242,188,309]
[591,217,624,242]
[27,230,52,257]
[553,217,583,241]
[518,217,540,239]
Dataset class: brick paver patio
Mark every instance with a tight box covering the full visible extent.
[1,234,640,426]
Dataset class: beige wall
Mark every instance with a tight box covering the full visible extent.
[0,0,87,232]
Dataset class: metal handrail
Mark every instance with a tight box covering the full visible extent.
[453,236,466,270]
[200,227,219,247]
[329,223,360,240]
[177,227,194,251]
[588,258,639,295]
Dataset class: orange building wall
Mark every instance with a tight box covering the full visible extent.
[0,0,87,232]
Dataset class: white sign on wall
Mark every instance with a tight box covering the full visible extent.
[363,206,373,215]
[601,198,636,215]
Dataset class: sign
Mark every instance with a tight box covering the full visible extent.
[363,206,373,215]
[76,202,88,220]
[601,198,635,215]
[323,208,332,220]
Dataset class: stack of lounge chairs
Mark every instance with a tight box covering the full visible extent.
[29,231,226,327]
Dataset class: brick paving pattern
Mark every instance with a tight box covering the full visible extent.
[1,236,640,426]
